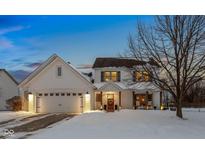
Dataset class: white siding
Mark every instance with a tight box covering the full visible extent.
[20,58,94,113]
[121,91,133,109]
[153,91,161,109]
[0,71,18,110]
[28,59,92,91]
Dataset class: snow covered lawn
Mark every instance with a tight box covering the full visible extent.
[29,109,205,139]
[0,111,34,122]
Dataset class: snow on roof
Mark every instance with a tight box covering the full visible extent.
[129,82,160,91]
[94,82,128,90]
[94,81,160,92]
[76,67,94,74]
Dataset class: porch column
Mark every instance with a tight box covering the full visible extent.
[100,91,103,110]
[146,91,149,108]
[133,91,136,109]
[160,91,162,107]
[119,91,121,109]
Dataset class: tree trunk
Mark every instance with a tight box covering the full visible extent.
[176,103,183,118]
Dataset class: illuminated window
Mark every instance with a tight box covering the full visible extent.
[104,72,110,81]
[143,72,150,81]
[135,72,143,81]
[135,71,150,81]
[111,72,117,81]
[102,71,120,82]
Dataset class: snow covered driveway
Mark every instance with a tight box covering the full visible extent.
[29,109,205,139]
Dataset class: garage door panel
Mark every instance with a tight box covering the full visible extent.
[38,95,81,113]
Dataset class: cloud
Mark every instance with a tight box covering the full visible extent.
[0,25,27,35]
[24,61,42,68]
[0,25,30,49]
[12,58,24,63]
[9,70,31,82]
[0,37,14,48]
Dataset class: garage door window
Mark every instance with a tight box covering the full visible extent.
[78,93,82,96]
[44,93,48,96]
[73,93,76,96]
[56,93,59,96]
[61,93,65,96]
[39,93,42,96]
[50,93,54,96]
[67,93,70,96]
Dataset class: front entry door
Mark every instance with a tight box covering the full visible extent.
[107,94,114,112]
[136,94,147,107]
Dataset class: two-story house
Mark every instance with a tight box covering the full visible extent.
[92,58,161,112]
[19,54,161,113]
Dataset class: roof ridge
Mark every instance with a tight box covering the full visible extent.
[0,69,18,85]
[19,54,59,86]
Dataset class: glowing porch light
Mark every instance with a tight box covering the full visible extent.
[28,93,34,112]
[28,94,33,102]
[84,94,91,112]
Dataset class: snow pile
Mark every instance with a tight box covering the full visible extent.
[30,110,205,139]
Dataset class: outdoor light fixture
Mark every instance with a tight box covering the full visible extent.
[28,93,34,112]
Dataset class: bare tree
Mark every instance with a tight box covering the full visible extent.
[127,16,205,118]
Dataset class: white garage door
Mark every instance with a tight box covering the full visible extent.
[37,93,82,113]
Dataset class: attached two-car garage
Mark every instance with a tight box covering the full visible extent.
[36,92,82,113]
[20,54,94,113]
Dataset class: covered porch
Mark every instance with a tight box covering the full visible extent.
[94,82,125,112]
[130,82,162,110]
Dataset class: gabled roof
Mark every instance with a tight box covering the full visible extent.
[94,81,160,92]
[19,54,95,88]
[94,82,127,91]
[0,69,18,85]
[129,82,160,92]
[92,57,159,68]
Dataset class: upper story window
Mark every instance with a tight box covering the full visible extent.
[134,71,150,82]
[101,71,120,82]
[57,66,62,77]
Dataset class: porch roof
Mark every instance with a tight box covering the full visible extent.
[94,82,127,91]
[94,81,161,92]
[129,82,160,92]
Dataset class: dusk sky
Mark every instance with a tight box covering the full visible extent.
[0,15,154,81]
